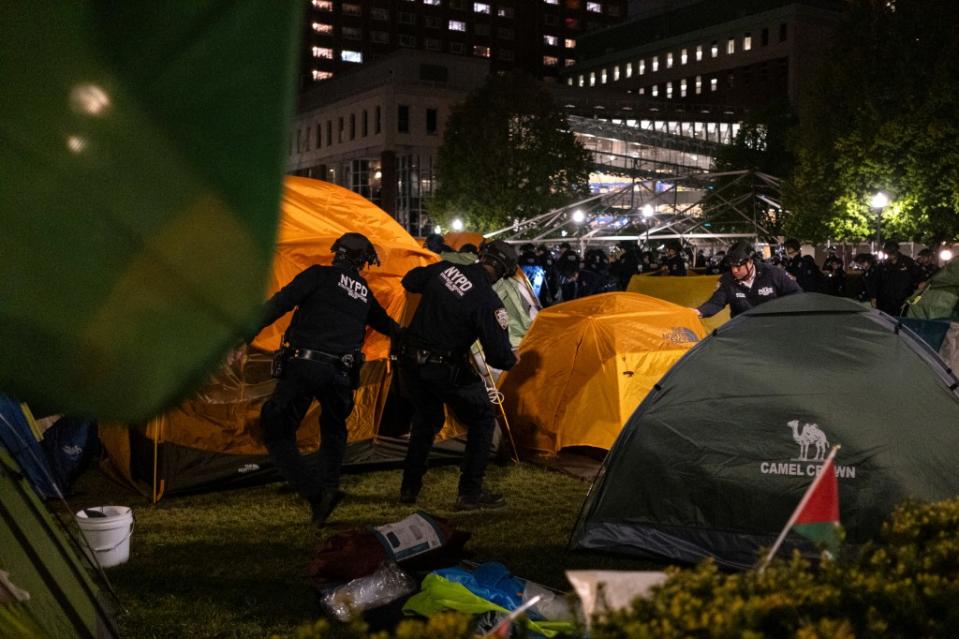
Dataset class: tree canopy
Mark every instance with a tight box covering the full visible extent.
[431,72,592,232]
[784,0,959,244]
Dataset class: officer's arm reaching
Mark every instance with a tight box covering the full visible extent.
[475,302,517,371]
[367,293,401,337]
[695,285,729,319]
[256,266,317,335]
[401,265,432,294]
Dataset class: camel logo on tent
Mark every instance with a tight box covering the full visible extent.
[663,327,700,344]
[759,420,857,479]
[236,464,260,474]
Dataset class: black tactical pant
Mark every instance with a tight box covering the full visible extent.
[260,358,354,502]
[399,360,496,498]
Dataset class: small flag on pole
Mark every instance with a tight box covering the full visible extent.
[759,445,841,572]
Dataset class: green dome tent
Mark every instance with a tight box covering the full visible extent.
[907,258,959,320]
[570,293,959,569]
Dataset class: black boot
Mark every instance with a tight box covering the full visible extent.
[310,489,345,525]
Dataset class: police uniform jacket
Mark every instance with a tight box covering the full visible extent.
[785,254,824,293]
[697,261,801,318]
[875,254,923,314]
[664,254,687,276]
[259,264,397,354]
[401,261,517,371]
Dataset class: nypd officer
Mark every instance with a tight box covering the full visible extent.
[695,241,801,318]
[255,232,399,525]
[396,240,518,510]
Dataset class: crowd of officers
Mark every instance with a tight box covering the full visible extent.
[251,231,942,525]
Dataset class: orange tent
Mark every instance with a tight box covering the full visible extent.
[100,178,438,499]
[628,273,729,331]
[499,292,706,455]
[443,231,485,251]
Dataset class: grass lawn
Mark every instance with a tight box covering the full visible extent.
[64,461,659,638]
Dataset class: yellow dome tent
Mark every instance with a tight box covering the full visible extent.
[499,292,706,455]
[628,273,730,331]
[100,178,438,500]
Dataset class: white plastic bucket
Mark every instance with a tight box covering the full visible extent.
[75,506,134,568]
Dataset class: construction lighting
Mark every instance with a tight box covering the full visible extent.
[870,192,890,209]
[451,218,464,231]
[941,249,954,262]
[571,209,586,223]
[641,204,654,218]
[433,225,442,234]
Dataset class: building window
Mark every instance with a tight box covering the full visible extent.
[696,44,703,61]
[498,27,514,39]
[424,0,441,5]
[449,41,464,53]
[338,117,344,143]
[399,34,416,47]
[398,12,415,24]
[544,55,559,66]
[638,59,645,75]
[625,62,632,78]
[600,68,607,83]
[727,73,735,88]
[568,77,574,86]
[426,108,438,134]
[425,16,443,28]
[651,84,658,97]
[710,77,718,92]
[312,22,332,34]
[424,37,441,50]
[680,48,688,65]
[565,58,575,66]
[651,56,659,72]
[315,124,322,148]
[565,17,580,30]
[498,48,514,60]
[779,23,788,42]
[762,27,769,46]
[475,23,490,35]
[497,7,513,17]
[695,75,702,94]
[544,13,558,25]
[544,0,559,4]
[371,7,389,20]
[342,3,361,15]
[312,46,333,59]
[638,87,645,95]
[613,65,620,81]
[727,38,735,55]
[362,110,369,137]
[587,1,602,12]
[578,74,585,87]
[375,106,381,134]
[449,19,466,31]
[450,0,468,8]
[312,69,333,81]
[398,105,410,133]
[607,3,620,15]
[371,31,389,43]
[474,45,491,57]
[349,114,356,140]
[341,50,362,63]
[666,82,672,99]
[744,33,752,51]
[474,1,490,12]
[312,0,332,10]
[565,38,576,48]
[710,41,719,58]
[544,34,558,46]
[342,26,361,40]
[589,71,596,86]
[680,78,687,97]
[326,120,332,144]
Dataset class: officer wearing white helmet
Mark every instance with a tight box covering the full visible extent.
[695,241,801,318]
[254,232,400,525]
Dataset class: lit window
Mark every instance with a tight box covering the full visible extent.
[312,46,333,59]
[625,62,632,78]
[449,20,466,31]
[424,0,441,5]
[544,0,559,4]
[312,0,332,10]
[312,22,332,34]
[680,78,687,97]
[651,84,658,97]
[710,77,718,92]
[587,2,602,13]
[578,74,584,87]
[638,59,645,75]
[695,75,702,94]
[744,33,752,51]
[666,82,672,99]
[666,52,673,68]
[589,71,596,86]
[341,50,362,63]
[475,45,491,57]
[651,56,659,72]
[568,77,574,86]
[601,68,607,83]
[680,48,688,65]
[565,58,575,66]
[565,38,576,48]
[474,2,490,12]
[710,42,718,58]
[497,7,513,17]
[543,55,559,66]
[696,45,703,61]
[638,87,645,95]
[727,38,735,54]
[613,65,620,81]
[544,34,558,46]
[312,70,333,81]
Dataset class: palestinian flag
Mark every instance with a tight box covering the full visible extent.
[791,450,841,555]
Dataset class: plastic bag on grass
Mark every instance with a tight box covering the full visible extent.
[319,561,416,622]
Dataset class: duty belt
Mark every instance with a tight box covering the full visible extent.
[396,344,456,365]
[292,347,356,368]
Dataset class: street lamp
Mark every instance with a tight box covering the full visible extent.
[451,217,464,231]
[870,191,890,248]
[941,249,954,262]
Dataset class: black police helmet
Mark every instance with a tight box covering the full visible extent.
[331,232,380,269]
[882,240,900,254]
[784,238,801,252]
[726,241,754,266]
[478,240,518,280]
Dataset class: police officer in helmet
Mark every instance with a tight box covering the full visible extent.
[254,232,399,525]
[694,240,801,318]
[396,239,518,510]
